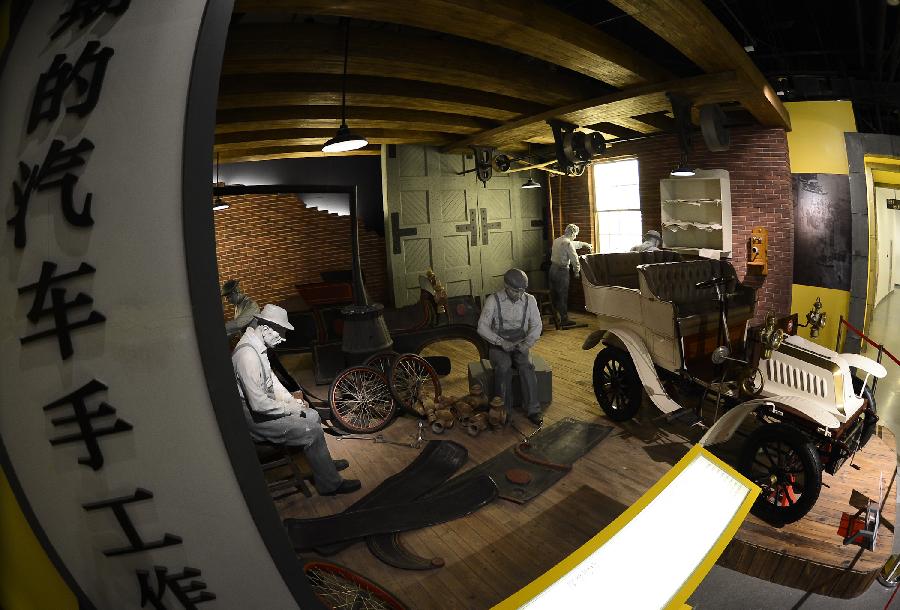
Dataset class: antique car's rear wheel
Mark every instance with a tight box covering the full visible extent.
[852,376,878,449]
[739,423,822,525]
[592,347,643,422]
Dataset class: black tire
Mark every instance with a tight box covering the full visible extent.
[852,376,878,449]
[739,423,822,525]
[592,347,643,422]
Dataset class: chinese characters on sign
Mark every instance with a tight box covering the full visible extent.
[6,2,216,606]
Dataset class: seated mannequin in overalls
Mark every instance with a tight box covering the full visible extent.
[477,268,544,426]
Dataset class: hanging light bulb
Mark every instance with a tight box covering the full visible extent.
[323,19,368,153]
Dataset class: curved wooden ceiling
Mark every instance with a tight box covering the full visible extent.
[216,0,790,162]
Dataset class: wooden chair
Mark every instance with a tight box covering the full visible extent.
[254,442,313,500]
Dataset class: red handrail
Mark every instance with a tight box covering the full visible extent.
[839,317,900,368]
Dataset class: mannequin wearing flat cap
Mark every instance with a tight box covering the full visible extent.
[477,269,544,426]
[232,304,360,495]
[222,279,260,337]
[549,224,592,328]
[630,230,662,253]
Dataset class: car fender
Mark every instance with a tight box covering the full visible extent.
[587,326,682,415]
[699,395,841,447]
[841,353,887,379]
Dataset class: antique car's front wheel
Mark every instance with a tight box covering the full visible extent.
[739,423,822,525]
[592,347,643,422]
[852,376,878,449]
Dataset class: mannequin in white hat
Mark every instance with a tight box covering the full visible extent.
[232,304,360,495]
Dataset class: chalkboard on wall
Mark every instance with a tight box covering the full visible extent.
[792,173,852,290]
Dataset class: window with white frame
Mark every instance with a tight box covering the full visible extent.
[593,159,642,253]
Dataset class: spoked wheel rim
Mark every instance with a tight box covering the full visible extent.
[364,351,398,376]
[746,440,809,509]
[304,561,408,610]
[599,358,633,413]
[389,353,441,413]
[329,366,396,433]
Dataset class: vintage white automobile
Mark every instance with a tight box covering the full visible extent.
[579,252,886,524]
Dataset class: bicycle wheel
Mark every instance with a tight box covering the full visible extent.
[329,366,396,433]
[303,560,409,610]
[364,351,399,376]
[389,353,441,413]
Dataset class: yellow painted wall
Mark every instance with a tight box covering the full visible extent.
[872,169,900,187]
[791,284,851,351]
[0,471,77,610]
[784,101,856,175]
[785,101,856,347]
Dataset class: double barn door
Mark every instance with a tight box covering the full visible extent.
[384,145,545,307]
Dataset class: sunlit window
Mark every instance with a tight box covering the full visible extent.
[593,159,642,253]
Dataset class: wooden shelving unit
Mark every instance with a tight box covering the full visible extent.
[660,169,732,258]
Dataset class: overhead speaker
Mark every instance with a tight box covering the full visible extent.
[700,104,730,152]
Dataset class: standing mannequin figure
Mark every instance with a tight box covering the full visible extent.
[549,224,592,328]
[223,279,260,337]
[477,269,544,426]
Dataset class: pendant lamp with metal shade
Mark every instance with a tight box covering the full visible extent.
[521,144,542,189]
[213,152,229,210]
[322,19,368,153]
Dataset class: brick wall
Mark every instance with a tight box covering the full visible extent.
[213,193,388,318]
[554,126,793,323]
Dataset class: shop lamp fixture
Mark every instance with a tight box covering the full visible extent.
[212,153,228,210]
[521,144,542,189]
[497,445,759,610]
[671,153,695,177]
[322,19,368,153]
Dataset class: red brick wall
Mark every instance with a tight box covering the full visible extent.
[553,126,793,323]
[213,193,388,317]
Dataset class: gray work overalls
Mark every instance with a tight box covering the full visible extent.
[489,293,539,415]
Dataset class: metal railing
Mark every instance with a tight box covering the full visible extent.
[836,315,900,394]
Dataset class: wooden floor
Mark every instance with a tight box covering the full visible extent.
[277,314,896,608]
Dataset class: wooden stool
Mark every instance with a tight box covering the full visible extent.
[530,288,560,331]
[254,442,313,500]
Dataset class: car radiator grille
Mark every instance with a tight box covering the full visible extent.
[766,358,828,398]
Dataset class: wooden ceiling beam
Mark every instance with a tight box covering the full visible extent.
[607,0,791,129]
[234,0,671,87]
[216,106,497,135]
[222,23,603,107]
[443,72,743,152]
[215,128,453,151]
[219,145,382,163]
[217,74,547,120]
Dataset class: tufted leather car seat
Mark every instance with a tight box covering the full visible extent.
[580,251,685,289]
[637,260,756,335]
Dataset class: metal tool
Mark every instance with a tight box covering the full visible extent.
[336,433,420,448]
[510,419,540,445]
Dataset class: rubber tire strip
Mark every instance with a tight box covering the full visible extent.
[285,475,498,550]
[314,440,468,555]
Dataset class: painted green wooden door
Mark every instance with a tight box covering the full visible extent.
[384,145,546,307]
